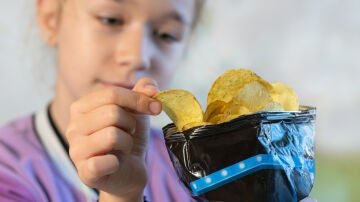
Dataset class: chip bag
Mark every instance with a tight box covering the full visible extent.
[163,107,315,201]
[154,68,316,201]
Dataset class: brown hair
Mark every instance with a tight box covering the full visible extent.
[193,0,206,28]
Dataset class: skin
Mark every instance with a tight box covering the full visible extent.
[36,0,196,201]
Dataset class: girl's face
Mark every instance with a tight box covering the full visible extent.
[53,0,195,100]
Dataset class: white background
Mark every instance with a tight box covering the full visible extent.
[1,0,360,154]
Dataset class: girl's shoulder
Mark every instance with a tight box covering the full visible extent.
[0,114,47,169]
[0,114,41,150]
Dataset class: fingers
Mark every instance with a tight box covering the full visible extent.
[66,77,160,190]
[78,154,120,186]
[132,78,161,115]
[69,104,136,136]
[132,77,160,97]
[69,126,134,162]
[70,79,161,115]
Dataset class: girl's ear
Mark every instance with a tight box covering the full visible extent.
[36,0,60,47]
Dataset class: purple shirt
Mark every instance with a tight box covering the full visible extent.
[0,109,198,202]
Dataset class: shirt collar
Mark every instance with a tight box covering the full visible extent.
[34,107,98,201]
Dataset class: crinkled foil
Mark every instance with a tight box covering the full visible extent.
[163,106,316,202]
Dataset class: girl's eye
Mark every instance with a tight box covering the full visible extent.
[98,17,123,26]
[156,32,179,44]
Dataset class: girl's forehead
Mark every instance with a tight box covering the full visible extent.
[83,0,195,22]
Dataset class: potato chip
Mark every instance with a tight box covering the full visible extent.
[220,104,250,123]
[271,82,299,111]
[206,102,250,124]
[224,103,250,117]
[207,114,226,124]
[155,68,300,132]
[203,100,227,122]
[154,90,204,131]
[220,114,243,123]
[182,122,209,131]
[262,102,284,111]
[233,81,274,112]
[207,68,272,106]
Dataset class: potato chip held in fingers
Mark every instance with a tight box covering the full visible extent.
[154,89,204,131]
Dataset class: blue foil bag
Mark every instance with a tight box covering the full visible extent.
[162,106,316,202]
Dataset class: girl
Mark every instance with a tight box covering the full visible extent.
[0,0,316,201]
[0,0,205,201]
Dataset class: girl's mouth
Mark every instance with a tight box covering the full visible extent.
[98,80,134,90]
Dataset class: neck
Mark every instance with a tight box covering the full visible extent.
[50,77,73,141]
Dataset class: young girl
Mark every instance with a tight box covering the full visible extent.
[0,0,316,201]
[0,0,205,201]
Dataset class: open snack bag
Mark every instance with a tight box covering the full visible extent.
[154,69,316,202]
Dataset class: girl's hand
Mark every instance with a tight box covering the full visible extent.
[66,78,162,202]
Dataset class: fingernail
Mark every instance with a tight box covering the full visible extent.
[146,83,159,90]
[150,101,162,114]
[145,84,158,91]
[149,80,159,87]
[145,84,160,96]
[145,80,159,89]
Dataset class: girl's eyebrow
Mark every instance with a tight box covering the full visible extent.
[107,0,189,25]
[165,11,189,26]
[111,0,125,3]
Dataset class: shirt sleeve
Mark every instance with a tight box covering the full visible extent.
[0,157,39,201]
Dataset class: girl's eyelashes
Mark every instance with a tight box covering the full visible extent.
[156,31,179,44]
[94,13,184,44]
[97,16,124,27]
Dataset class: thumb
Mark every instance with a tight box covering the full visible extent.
[132,77,160,97]
[132,78,162,115]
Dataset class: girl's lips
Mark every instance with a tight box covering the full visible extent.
[99,80,134,90]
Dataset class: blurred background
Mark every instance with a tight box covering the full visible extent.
[1,0,359,201]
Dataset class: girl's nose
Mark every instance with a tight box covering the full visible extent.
[115,24,153,71]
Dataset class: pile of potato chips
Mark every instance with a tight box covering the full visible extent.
[154,68,299,131]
